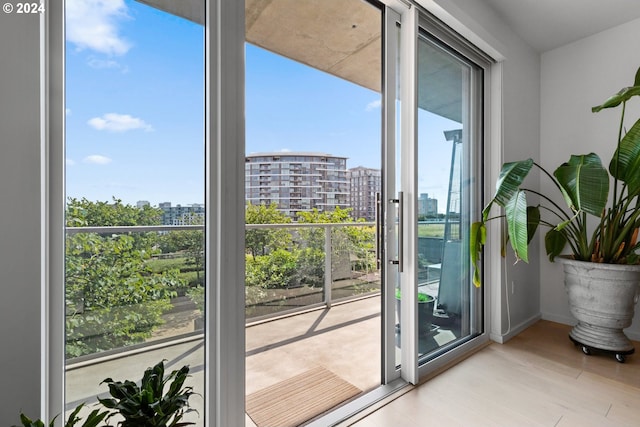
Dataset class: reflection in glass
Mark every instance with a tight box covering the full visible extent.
[415,33,480,363]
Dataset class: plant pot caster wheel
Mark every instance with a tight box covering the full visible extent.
[570,336,633,363]
[581,344,628,363]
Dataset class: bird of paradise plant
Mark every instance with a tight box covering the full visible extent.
[471,66,640,287]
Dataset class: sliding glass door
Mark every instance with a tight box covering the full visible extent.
[414,28,483,364]
[393,8,490,384]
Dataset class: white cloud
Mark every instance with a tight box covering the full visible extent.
[83,155,112,165]
[87,57,129,72]
[88,113,153,132]
[65,108,72,116]
[66,158,76,166]
[365,99,382,112]
[66,0,131,56]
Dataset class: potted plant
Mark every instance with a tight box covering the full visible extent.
[471,66,640,362]
[99,360,196,426]
[14,360,196,427]
[14,403,108,427]
[395,288,436,336]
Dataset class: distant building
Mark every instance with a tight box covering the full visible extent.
[245,152,349,218]
[159,202,205,225]
[136,200,150,208]
[348,166,381,221]
[418,193,438,217]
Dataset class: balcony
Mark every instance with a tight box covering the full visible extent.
[64,221,454,426]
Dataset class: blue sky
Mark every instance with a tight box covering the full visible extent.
[65,0,455,210]
[65,0,205,206]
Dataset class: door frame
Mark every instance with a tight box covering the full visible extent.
[389,5,494,384]
[45,0,502,425]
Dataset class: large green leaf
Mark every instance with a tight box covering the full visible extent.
[492,159,534,208]
[592,86,640,112]
[553,153,609,217]
[470,221,486,287]
[544,228,567,261]
[505,190,529,262]
[609,118,640,195]
[526,206,540,244]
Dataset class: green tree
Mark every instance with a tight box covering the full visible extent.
[65,198,184,358]
[298,207,376,280]
[66,197,162,226]
[245,249,298,288]
[158,213,205,283]
[243,203,296,292]
[245,202,292,258]
[67,197,163,252]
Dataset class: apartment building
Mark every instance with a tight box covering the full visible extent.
[158,202,205,225]
[418,193,438,217]
[245,152,349,218]
[348,166,381,221]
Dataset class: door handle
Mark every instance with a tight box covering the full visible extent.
[375,192,381,270]
[389,191,403,272]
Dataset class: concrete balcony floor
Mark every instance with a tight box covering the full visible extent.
[65,295,383,427]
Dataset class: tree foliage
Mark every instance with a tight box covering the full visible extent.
[158,213,205,283]
[66,197,163,227]
[244,206,376,289]
[245,249,298,288]
[298,207,376,279]
[245,202,292,258]
[65,198,184,358]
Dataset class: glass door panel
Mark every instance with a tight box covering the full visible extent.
[413,28,484,366]
[64,1,205,424]
[244,0,385,425]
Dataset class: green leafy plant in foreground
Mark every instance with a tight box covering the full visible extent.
[15,403,108,427]
[99,360,195,427]
[15,361,194,427]
[471,66,640,287]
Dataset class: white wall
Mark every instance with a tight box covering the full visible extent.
[421,0,542,341]
[540,17,640,339]
[0,11,43,424]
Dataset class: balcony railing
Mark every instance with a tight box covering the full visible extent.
[65,222,380,363]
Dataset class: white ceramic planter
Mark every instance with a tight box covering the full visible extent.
[558,257,640,356]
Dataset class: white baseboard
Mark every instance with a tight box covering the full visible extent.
[540,312,575,326]
[541,312,640,342]
[490,313,541,343]
[627,330,640,341]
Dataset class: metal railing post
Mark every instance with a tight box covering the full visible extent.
[324,226,332,308]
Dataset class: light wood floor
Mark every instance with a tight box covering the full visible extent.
[349,320,640,427]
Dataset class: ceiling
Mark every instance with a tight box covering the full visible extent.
[138,0,640,55]
[138,0,640,54]
[136,0,640,123]
[481,0,640,52]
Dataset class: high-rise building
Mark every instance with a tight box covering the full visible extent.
[348,166,381,221]
[159,202,205,225]
[245,152,349,218]
[418,193,438,217]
